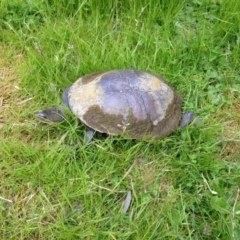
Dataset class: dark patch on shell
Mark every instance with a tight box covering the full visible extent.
[82,90,182,139]
[80,71,107,85]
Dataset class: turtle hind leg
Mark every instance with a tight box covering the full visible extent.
[179,111,202,128]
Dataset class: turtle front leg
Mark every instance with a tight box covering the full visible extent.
[83,128,95,143]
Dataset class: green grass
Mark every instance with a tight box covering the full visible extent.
[1,0,240,239]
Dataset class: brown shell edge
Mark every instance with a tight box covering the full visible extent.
[80,71,110,85]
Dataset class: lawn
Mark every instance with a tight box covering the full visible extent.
[1,0,240,239]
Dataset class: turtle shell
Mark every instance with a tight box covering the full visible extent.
[67,69,182,139]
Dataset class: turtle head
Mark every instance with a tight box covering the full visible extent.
[36,107,66,123]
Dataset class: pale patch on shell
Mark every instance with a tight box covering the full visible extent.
[137,74,163,92]
[137,72,174,125]
[153,120,158,126]
[117,121,130,132]
[69,76,105,122]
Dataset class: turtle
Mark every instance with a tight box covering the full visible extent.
[36,69,199,142]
